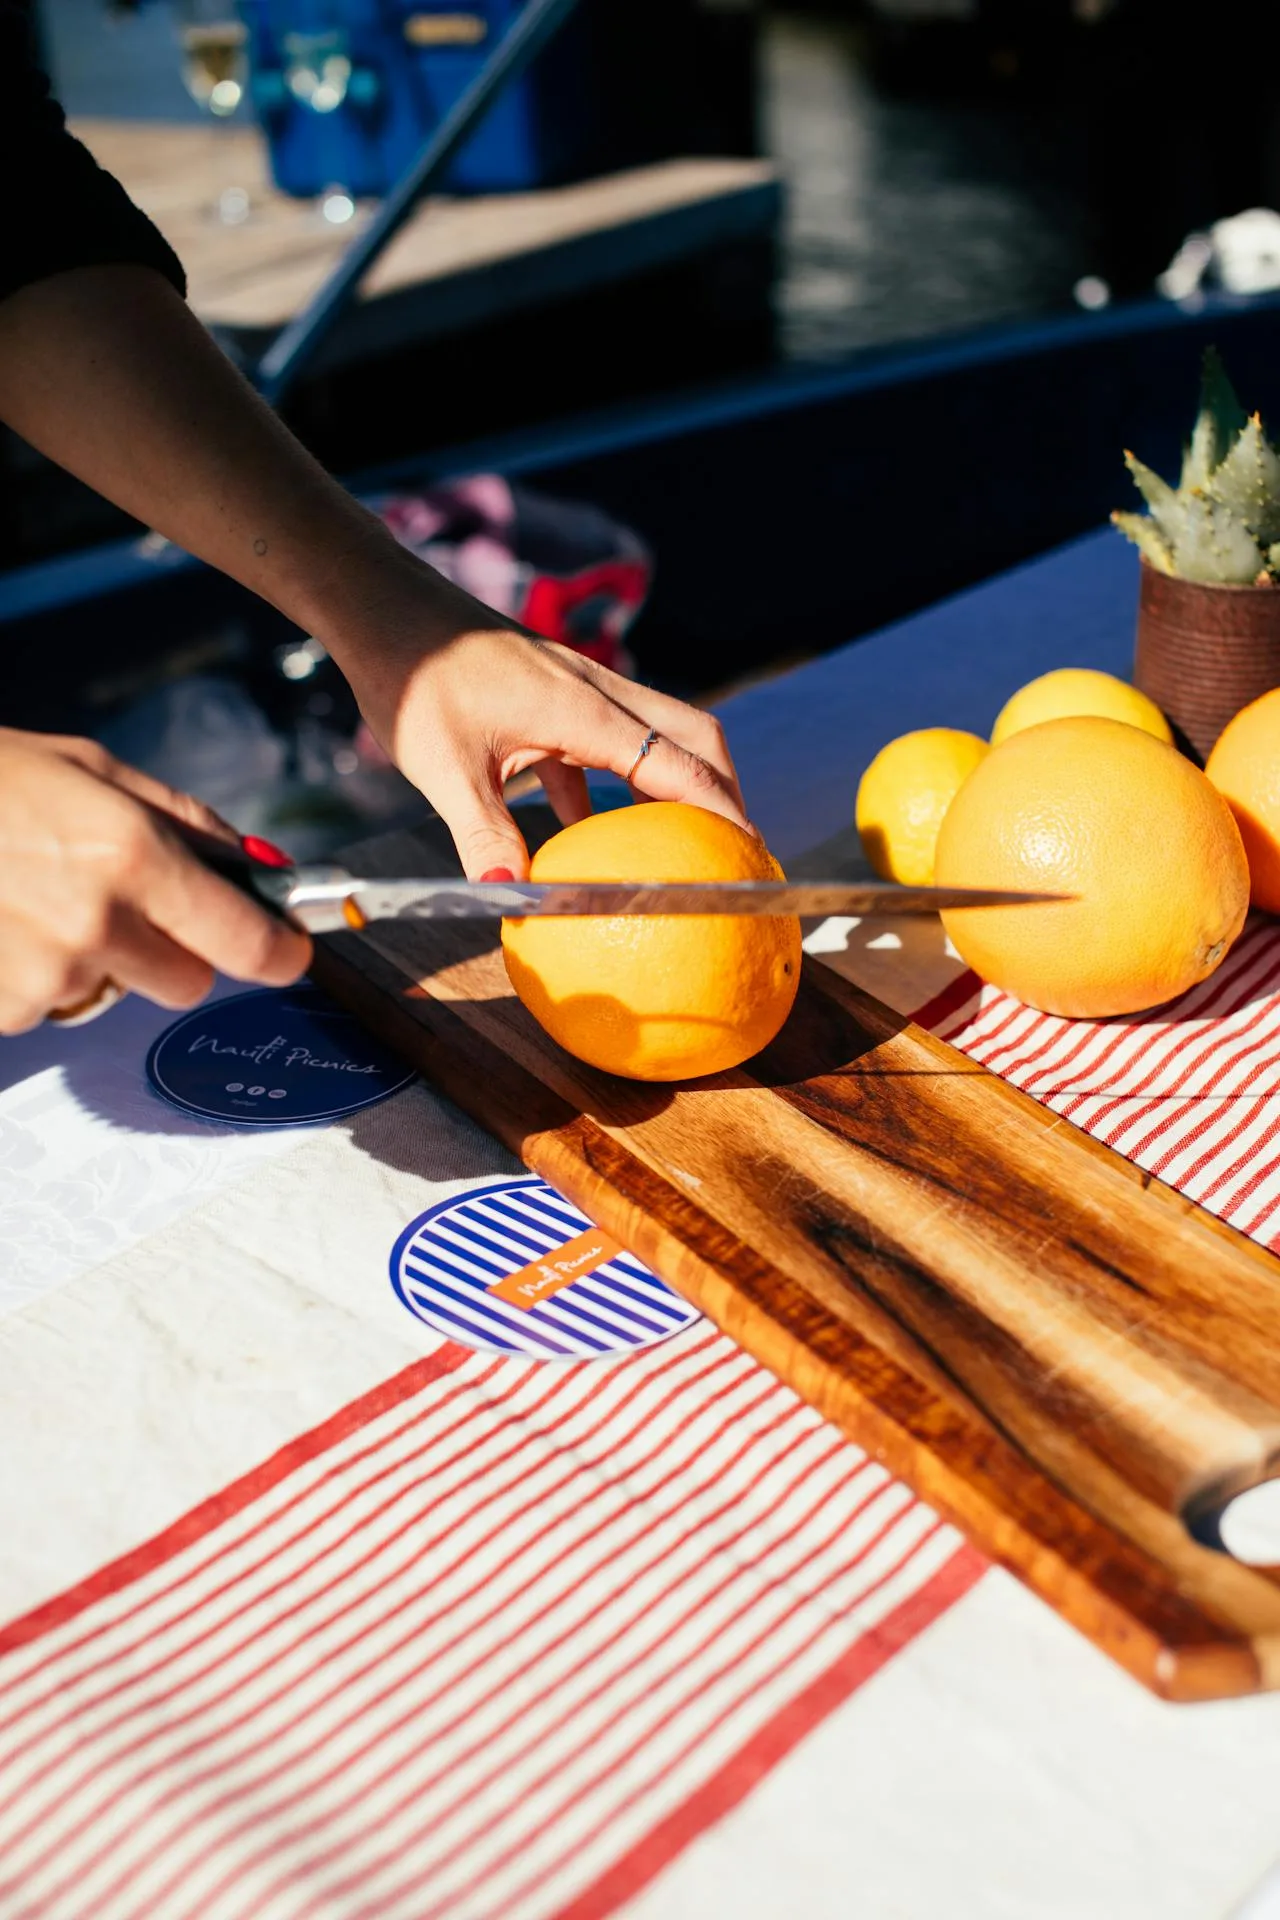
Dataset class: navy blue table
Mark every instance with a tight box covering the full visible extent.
[720,529,1139,864]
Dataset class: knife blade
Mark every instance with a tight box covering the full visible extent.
[248,865,1069,933]
[170,833,1068,933]
[42,824,1064,1033]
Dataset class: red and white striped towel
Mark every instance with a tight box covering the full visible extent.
[920,917,1280,1249]
[0,1334,977,1920]
[6,923,1280,1918]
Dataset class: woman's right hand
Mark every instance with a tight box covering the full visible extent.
[0,728,311,1035]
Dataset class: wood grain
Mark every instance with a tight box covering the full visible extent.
[311,816,1280,1700]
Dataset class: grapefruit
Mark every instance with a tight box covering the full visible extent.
[934,716,1249,1017]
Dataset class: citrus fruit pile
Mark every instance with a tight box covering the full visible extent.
[856,667,1271,1019]
[502,801,801,1082]
[500,672,1280,1080]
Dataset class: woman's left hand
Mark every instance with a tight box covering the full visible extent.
[338,577,750,881]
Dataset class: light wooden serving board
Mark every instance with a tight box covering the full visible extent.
[312,815,1280,1701]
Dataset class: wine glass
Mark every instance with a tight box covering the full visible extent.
[175,0,255,225]
[280,27,353,116]
[279,18,363,224]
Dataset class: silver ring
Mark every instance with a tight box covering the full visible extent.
[624,727,660,784]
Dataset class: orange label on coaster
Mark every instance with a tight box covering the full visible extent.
[489,1226,625,1311]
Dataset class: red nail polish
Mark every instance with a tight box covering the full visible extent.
[241,834,295,869]
[481,867,515,883]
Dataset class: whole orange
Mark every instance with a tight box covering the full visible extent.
[1205,689,1280,913]
[501,802,801,1081]
[934,717,1249,1017]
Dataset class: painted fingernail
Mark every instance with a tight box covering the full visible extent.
[241,834,295,869]
[481,867,515,883]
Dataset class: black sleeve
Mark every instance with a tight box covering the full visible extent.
[0,0,187,305]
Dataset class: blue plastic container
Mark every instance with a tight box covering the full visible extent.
[241,0,593,198]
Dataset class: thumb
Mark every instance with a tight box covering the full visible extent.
[438,776,531,882]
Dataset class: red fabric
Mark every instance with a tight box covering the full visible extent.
[375,479,651,680]
[917,921,1280,1248]
[549,1545,986,1920]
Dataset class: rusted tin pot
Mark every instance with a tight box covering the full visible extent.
[1135,562,1280,763]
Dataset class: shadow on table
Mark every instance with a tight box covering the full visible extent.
[337,1088,523,1187]
[20,1020,519,1200]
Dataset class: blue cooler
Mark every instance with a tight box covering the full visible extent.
[242,0,597,198]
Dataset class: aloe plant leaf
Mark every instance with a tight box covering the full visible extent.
[1123,450,1182,540]
[1171,492,1264,583]
[1110,510,1175,573]
[1180,345,1248,490]
[1204,414,1280,544]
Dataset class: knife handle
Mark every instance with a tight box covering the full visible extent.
[164,818,300,917]
[45,822,304,1030]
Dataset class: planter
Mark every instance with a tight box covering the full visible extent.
[1135,562,1280,763]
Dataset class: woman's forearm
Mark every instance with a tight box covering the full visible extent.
[0,260,750,881]
[0,263,446,665]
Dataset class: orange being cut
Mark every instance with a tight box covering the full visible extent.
[501,801,801,1081]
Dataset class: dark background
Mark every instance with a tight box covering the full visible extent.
[7,0,1280,727]
[19,0,1280,522]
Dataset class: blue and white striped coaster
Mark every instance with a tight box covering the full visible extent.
[390,1175,702,1359]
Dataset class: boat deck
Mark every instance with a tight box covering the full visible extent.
[76,120,781,376]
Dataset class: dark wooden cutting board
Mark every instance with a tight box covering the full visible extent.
[311,816,1280,1701]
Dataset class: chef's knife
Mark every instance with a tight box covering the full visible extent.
[200,837,1067,934]
[44,828,1065,1028]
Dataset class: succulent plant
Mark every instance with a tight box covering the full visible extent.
[1112,348,1280,585]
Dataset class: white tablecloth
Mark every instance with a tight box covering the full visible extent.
[4,531,1280,1920]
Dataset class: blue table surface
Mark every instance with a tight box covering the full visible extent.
[719,527,1139,864]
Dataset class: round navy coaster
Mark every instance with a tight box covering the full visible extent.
[391,1175,702,1360]
[146,984,416,1127]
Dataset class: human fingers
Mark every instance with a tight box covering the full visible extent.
[0,742,301,1024]
[17,733,243,846]
[541,677,750,830]
[104,907,217,1010]
[429,762,532,882]
[138,817,312,985]
[0,912,103,1034]
[34,907,236,1030]
[545,650,747,818]
[533,758,592,829]
[44,904,219,1023]
[1,915,214,1029]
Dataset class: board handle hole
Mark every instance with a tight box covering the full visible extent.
[1187,1481,1280,1565]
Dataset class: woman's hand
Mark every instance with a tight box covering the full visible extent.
[0,268,750,884]
[335,573,750,881]
[0,730,311,1035]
